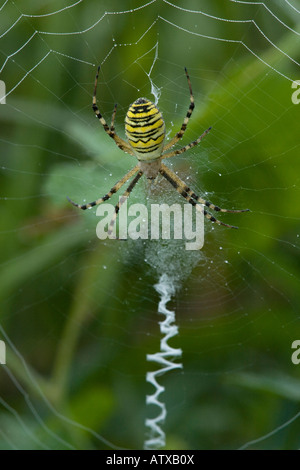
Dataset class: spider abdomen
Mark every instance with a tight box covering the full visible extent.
[125,98,166,161]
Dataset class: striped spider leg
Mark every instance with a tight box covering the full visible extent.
[67,165,140,210]
[162,67,195,152]
[91,66,134,155]
[106,170,143,238]
[159,163,248,229]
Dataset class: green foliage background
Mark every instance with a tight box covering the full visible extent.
[0,0,300,449]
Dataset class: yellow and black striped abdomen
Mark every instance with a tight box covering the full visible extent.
[125,98,165,161]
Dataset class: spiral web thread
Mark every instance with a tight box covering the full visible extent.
[144,273,183,450]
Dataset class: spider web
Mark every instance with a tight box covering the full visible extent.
[0,0,300,450]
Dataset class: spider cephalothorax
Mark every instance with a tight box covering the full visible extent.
[68,66,248,235]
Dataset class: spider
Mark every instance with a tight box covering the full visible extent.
[68,66,249,236]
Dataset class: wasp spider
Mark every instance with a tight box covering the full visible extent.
[68,67,249,235]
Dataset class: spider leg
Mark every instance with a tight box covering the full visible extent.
[160,164,249,213]
[92,66,134,155]
[67,165,139,210]
[162,126,211,159]
[162,68,195,152]
[107,170,144,238]
[159,164,246,228]
[189,191,249,213]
